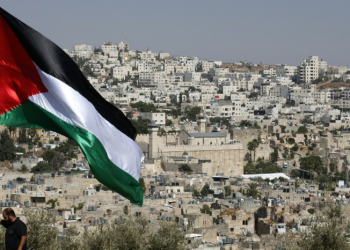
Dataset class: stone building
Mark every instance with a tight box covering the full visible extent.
[138,116,245,176]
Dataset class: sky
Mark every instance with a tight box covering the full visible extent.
[1,0,350,66]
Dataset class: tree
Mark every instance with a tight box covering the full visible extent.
[200,183,210,197]
[42,149,57,162]
[130,102,157,112]
[24,209,58,250]
[245,183,260,199]
[239,120,252,128]
[18,128,28,143]
[184,184,200,197]
[178,164,192,173]
[46,198,60,209]
[8,127,17,137]
[248,92,258,99]
[297,126,308,134]
[55,139,79,160]
[224,186,232,197]
[329,161,337,173]
[165,119,173,126]
[300,116,312,124]
[130,118,150,134]
[31,162,52,173]
[27,128,38,141]
[299,155,323,173]
[255,161,282,173]
[292,143,299,152]
[148,222,186,250]
[185,107,201,121]
[283,205,349,250]
[247,139,259,162]
[50,153,64,171]
[270,147,279,162]
[139,178,146,193]
[252,122,261,129]
[0,210,187,250]
[20,164,28,173]
[290,169,300,178]
[0,129,16,161]
[200,204,212,216]
[283,147,289,159]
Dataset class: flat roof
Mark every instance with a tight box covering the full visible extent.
[188,132,226,138]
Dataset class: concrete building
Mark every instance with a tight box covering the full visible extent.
[298,56,320,83]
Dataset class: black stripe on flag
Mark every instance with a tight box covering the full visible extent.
[0,7,137,141]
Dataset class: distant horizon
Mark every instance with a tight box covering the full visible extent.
[67,42,342,68]
[1,0,350,67]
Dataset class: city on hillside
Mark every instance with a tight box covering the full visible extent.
[1,42,350,249]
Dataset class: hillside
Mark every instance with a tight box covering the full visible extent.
[221,63,272,73]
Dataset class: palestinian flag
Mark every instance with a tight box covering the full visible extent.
[0,8,144,206]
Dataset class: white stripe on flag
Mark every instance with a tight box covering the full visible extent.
[29,64,144,181]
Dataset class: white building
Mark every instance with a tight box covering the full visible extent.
[102,42,118,52]
[298,56,320,83]
[139,112,166,125]
[275,65,298,77]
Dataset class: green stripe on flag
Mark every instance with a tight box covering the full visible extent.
[0,101,143,206]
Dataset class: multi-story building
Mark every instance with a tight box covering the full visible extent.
[101,42,118,52]
[275,65,298,77]
[139,112,166,125]
[298,56,320,83]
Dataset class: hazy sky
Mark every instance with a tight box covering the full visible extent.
[2,0,350,66]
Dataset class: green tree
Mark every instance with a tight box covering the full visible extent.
[139,178,146,193]
[283,205,349,250]
[300,116,312,124]
[283,147,289,159]
[290,169,300,178]
[247,139,259,162]
[42,149,57,162]
[178,164,193,173]
[18,128,28,143]
[245,183,260,199]
[46,198,60,209]
[185,107,201,121]
[200,204,212,216]
[252,122,261,129]
[297,126,308,133]
[20,164,28,173]
[55,139,79,160]
[299,155,323,173]
[148,222,186,250]
[130,102,157,112]
[24,209,58,250]
[255,161,282,173]
[200,183,210,197]
[0,129,16,161]
[270,147,279,162]
[50,153,64,171]
[31,162,52,173]
[248,92,258,99]
[165,119,173,126]
[224,186,232,197]
[292,143,299,152]
[329,161,336,173]
[130,118,150,134]
[239,120,252,128]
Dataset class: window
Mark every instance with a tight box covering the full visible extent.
[243,220,248,225]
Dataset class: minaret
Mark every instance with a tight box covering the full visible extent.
[197,112,206,133]
[148,120,159,159]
